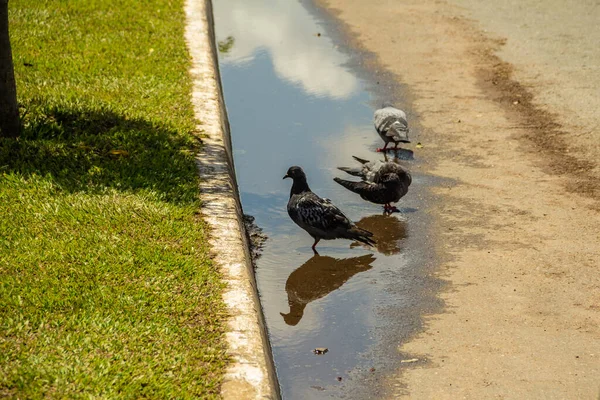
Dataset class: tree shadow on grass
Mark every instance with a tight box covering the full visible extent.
[0,103,201,204]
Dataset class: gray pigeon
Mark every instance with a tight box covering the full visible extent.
[283,166,376,253]
[374,102,410,152]
[334,156,412,213]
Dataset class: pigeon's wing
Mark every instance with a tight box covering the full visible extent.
[335,178,384,195]
[374,107,409,141]
[387,121,410,143]
[337,166,365,178]
[338,157,381,181]
[334,177,391,203]
[293,193,352,232]
[338,160,378,180]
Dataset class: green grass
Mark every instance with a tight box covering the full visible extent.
[0,0,228,398]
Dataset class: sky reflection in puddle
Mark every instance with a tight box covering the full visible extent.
[214,1,426,398]
[215,0,359,100]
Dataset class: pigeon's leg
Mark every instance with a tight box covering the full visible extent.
[311,238,321,254]
[384,143,397,152]
[376,142,389,153]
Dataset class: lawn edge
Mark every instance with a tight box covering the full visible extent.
[184,0,280,399]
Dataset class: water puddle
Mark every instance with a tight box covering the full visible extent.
[214,1,442,398]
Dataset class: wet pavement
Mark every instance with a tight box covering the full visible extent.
[214,1,443,398]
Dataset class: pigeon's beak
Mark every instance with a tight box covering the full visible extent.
[283,174,290,180]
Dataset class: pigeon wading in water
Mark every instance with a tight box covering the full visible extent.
[334,156,412,213]
[374,102,410,152]
[283,166,376,253]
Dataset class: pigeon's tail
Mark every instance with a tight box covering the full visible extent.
[337,166,363,178]
[334,177,369,195]
[388,121,410,143]
[347,225,376,247]
[352,155,370,164]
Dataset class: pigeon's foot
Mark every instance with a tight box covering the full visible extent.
[383,204,400,213]
[377,143,390,152]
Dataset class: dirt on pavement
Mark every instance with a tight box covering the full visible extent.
[315,0,600,398]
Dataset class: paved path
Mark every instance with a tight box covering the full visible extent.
[317,0,600,398]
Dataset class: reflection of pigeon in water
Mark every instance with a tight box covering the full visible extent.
[374,102,410,152]
[280,254,376,326]
[284,166,376,253]
[353,214,407,255]
[334,156,412,213]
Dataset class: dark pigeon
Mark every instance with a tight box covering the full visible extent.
[283,166,376,253]
[334,156,412,213]
[374,102,410,152]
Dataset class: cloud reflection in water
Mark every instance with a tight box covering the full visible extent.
[214,0,359,99]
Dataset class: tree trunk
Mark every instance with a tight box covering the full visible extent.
[0,0,20,138]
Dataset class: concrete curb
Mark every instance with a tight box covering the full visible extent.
[184,1,280,399]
